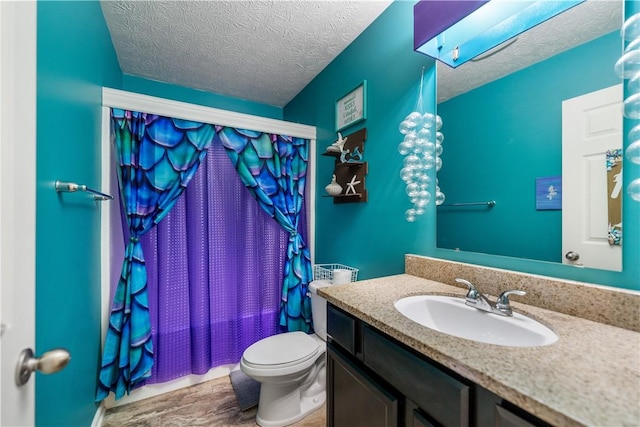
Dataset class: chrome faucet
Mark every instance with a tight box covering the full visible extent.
[455,278,526,317]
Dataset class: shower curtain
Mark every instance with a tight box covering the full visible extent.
[98,109,312,396]
[219,128,313,332]
[140,137,296,383]
[97,110,214,400]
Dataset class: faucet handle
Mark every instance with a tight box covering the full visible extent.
[495,290,526,314]
[455,278,480,300]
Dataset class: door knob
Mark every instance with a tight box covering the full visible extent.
[565,251,580,261]
[15,348,71,386]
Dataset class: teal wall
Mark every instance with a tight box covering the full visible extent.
[35,3,283,426]
[285,1,436,279]
[36,1,121,426]
[121,75,283,119]
[436,31,621,263]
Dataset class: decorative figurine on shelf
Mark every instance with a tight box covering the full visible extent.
[325,174,343,196]
[347,146,363,162]
[326,132,347,153]
[339,149,350,163]
[345,175,361,195]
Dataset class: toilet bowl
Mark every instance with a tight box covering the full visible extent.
[240,280,330,427]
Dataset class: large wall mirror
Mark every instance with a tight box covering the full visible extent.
[435,1,624,272]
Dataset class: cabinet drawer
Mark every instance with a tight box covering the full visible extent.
[406,400,440,427]
[327,304,356,355]
[362,326,470,427]
[494,404,552,427]
[495,405,536,427]
[412,409,438,427]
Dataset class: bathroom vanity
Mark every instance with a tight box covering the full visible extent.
[327,303,553,427]
[319,260,640,427]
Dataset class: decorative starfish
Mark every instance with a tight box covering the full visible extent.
[345,175,361,195]
[327,132,348,152]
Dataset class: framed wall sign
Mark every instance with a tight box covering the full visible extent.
[535,176,562,210]
[335,81,367,132]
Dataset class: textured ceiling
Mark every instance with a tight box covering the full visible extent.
[101,0,621,108]
[437,0,622,103]
[101,0,393,108]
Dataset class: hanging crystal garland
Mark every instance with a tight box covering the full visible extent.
[615,12,640,202]
[398,68,445,222]
[434,115,446,207]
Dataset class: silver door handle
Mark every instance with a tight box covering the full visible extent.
[15,348,71,386]
[565,251,580,261]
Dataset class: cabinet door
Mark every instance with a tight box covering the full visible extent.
[327,344,399,427]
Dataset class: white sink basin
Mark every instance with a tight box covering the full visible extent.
[394,295,558,347]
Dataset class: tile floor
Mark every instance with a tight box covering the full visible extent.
[102,375,326,427]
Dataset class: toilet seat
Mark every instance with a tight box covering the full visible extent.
[242,331,321,370]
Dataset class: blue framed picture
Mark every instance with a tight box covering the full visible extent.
[335,81,367,132]
[536,176,562,210]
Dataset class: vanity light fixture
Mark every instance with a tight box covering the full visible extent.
[414,0,584,68]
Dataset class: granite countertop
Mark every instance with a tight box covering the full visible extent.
[319,274,640,427]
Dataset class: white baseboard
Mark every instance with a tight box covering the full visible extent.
[91,402,106,427]
[103,363,238,409]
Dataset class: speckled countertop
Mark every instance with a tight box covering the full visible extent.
[319,274,640,427]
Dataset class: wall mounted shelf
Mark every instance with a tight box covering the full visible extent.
[323,128,368,204]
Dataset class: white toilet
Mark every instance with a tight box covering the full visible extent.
[240,280,330,427]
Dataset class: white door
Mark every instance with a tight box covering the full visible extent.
[562,84,622,271]
[1,2,37,425]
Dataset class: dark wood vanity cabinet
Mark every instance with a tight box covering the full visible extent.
[326,303,551,427]
[327,345,399,427]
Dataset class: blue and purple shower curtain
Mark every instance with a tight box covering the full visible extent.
[97,109,313,400]
[96,110,214,400]
[219,127,313,333]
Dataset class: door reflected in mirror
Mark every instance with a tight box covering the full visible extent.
[435,1,623,271]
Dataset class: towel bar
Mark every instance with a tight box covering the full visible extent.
[55,180,113,201]
[439,200,496,207]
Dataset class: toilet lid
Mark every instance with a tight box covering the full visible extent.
[243,331,320,366]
